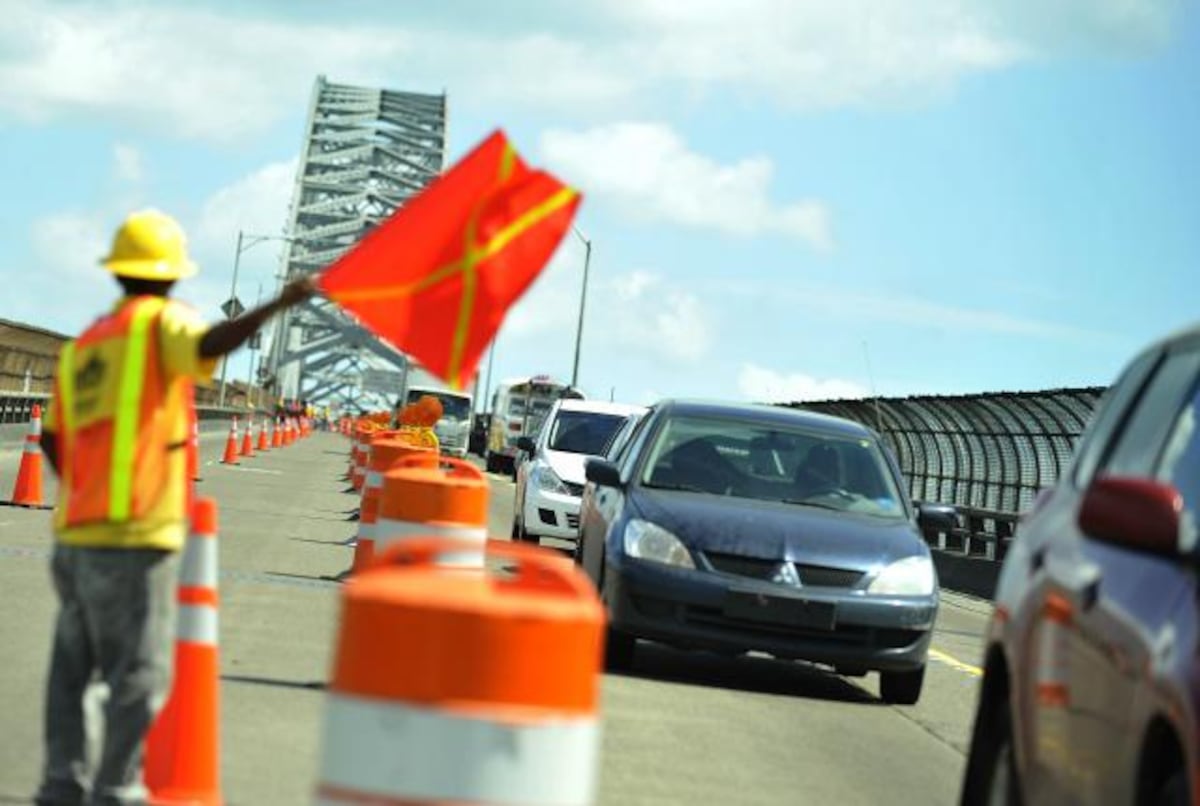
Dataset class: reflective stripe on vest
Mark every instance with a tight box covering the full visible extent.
[59,298,165,524]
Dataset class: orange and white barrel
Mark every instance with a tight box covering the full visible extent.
[351,438,438,573]
[315,538,605,806]
[375,458,488,569]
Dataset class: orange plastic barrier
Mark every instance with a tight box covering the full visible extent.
[350,437,438,574]
[315,538,605,805]
[375,458,488,569]
[145,497,222,805]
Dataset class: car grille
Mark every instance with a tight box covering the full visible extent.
[563,481,584,497]
[683,607,922,648]
[703,552,864,589]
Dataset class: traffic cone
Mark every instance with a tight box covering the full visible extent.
[271,419,283,449]
[8,404,44,507]
[188,420,201,483]
[220,418,239,465]
[240,420,254,458]
[256,418,270,452]
[145,497,222,805]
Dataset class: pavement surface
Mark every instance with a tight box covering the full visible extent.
[0,428,989,805]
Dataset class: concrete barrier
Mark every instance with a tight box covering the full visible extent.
[932,551,1001,600]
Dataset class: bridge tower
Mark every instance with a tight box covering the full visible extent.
[264,75,447,412]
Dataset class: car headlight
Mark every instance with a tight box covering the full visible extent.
[867,556,936,596]
[623,519,695,569]
[532,464,569,495]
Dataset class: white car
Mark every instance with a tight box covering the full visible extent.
[513,399,646,548]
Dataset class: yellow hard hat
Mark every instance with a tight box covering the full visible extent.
[100,209,197,280]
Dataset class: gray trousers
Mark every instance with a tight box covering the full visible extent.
[36,544,179,806]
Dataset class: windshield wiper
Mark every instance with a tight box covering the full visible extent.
[644,482,709,494]
[780,498,843,511]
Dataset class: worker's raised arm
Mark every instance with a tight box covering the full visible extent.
[198,275,318,360]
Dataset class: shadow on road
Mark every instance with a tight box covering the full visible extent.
[0,795,31,805]
[289,537,355,548]
[222,674,326,692]
[610,642,879,705]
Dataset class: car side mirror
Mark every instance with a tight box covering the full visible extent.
[916,501,958,532]
[1078,476,1184,558]
[516,436,536,454]
[585,458,623,488]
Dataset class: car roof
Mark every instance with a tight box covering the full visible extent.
[653,398,875,438]
[555,399,648,417]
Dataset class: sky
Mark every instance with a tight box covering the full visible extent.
[0,0,1196,408]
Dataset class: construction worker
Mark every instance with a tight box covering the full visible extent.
[34,209,316,806]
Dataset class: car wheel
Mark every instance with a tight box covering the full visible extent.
[1154,771,1188,806]
[879,665,925,705]
[961,687,1021,806]
[605,626,636,671]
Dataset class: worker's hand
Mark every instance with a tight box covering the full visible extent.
[279,275,319,308]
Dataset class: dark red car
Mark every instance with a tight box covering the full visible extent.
[961,323,1200,804]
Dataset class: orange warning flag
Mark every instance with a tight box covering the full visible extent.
[318,130,582,388]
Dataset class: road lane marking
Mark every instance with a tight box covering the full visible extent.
[928,648,982,677]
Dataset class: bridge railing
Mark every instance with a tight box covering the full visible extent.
[0,392,248,426]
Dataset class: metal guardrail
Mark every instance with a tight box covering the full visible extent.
[0,393,248,425]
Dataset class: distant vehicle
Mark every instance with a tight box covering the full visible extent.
[486,375,583,475]
[576,399,953,704]
[468,411,490,457]
[960,323,1200,805]
[395,385,473,458]
[512,399,646,548]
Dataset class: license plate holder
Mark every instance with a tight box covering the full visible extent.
[722,590,837,631]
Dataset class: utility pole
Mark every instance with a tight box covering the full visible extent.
[570,227,592,389]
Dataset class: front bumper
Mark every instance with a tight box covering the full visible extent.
[605,554,935,672]
[523,488,583,540]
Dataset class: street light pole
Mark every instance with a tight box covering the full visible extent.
[217,230,296,408]
[217,230,246,408]
[570,227,592,389]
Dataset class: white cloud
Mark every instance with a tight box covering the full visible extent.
[0,1,1179,143]
[32,211,110,278]
[541,123,833,250]
[194,159,297,253]
[738,364,868,402]
[113,144,142,183]
[764,285,1117,343]
[605,271,714,363]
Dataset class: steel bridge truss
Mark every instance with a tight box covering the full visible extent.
[265,76,447,411]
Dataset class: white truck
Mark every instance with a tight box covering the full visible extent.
[395,383,475,459]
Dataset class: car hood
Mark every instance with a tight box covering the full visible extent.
[544,450,589,485]
[628,486,925,570]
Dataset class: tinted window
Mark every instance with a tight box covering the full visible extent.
[546,411,628,455]
[1157,372,1200,538]
[1071,349,1160,487]
[1103,349,1200,478]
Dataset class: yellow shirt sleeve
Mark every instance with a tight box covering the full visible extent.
[158,301,219,383]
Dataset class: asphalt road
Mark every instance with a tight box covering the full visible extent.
[0,429,988,805]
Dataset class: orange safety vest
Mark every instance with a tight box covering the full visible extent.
[54,296,196,529]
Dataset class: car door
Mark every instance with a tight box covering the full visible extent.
[579,410,657,583]
[1035,344,1200,803]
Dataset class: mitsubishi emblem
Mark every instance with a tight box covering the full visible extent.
[771,562,801,587]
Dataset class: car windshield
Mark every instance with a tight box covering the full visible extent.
[639,415,906,519]
[547,411,630,455]
[405,391,471,420]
